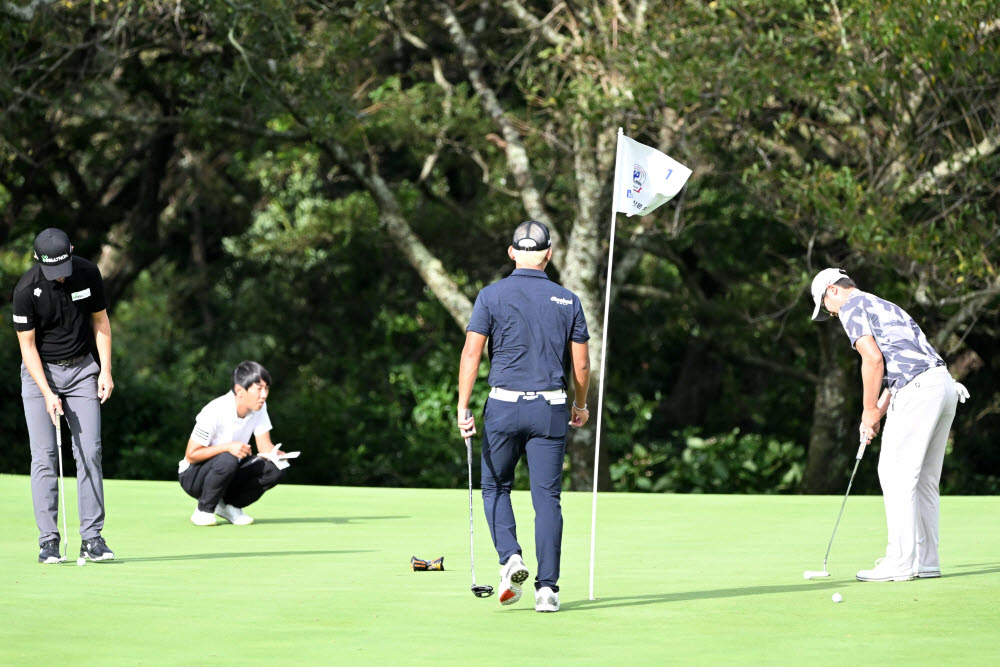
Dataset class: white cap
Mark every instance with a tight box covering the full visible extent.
[810,268,850,321]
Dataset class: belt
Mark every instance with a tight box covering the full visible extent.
[489,387,567,402]
[894,365,949,392]
[47,353,89,367]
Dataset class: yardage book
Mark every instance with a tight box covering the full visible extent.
[257,444,300,470]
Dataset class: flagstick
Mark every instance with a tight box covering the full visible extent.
[589,127,624,601]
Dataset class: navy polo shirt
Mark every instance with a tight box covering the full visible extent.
[467,268,589,391]
[11,256,107,361]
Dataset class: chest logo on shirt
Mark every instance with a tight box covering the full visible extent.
[71,288,91,301]
[34,288,42,297]
[550,296,572,306]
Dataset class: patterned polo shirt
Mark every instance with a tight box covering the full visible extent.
[837,291,944,393]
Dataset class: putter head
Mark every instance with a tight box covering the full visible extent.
[803,570,830,580]
[471,584,494,598]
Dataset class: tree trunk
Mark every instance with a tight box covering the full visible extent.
[801,324,856,493]
[560,121,616,491]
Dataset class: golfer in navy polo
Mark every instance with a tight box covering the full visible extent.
[457,220,591,613]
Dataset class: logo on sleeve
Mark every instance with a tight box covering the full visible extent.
[550,296,572,306]
[13,314,28,324]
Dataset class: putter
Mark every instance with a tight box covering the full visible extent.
[465,409,494,598]
[803,432,868,579]
[54,407,69,563]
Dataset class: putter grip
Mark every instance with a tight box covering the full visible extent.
[462,408,474,441]
[856,435,867,460]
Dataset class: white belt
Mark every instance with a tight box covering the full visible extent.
[489,387,566,403]
[895,365,951,394]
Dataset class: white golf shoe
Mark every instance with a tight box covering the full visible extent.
[856,558,914,582]
[916,566,942,579]
[498,554,529,606]
[215,502,254,525]
[190,508,217,526]
[534,586,560,613]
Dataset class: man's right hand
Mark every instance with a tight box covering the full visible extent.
[860,407,882,442]
[457,408,476,438]
[45,391,63,427]
[227,442,252,459]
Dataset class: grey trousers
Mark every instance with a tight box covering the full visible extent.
[21,356,105,545]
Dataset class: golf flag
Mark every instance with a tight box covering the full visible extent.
[590,129,692,601]
[613,133,691,217]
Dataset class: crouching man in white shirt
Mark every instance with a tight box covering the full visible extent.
[178,361,287,526]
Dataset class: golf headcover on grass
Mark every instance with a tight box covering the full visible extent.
[410,556,444,571]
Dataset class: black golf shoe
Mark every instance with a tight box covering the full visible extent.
[38,539,63,564]
[80,536,115,561]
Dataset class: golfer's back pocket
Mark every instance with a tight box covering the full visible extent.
[546,403,568,439]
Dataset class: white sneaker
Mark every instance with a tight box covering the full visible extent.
[856,558,914,582]
[498,554,529,606]
[215,502,254,525]
[916,566,942,579]
[534,586,560,613]
[190,508,217,526]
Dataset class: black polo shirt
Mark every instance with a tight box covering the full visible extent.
[467,268,589,391]
[11,256,107,362]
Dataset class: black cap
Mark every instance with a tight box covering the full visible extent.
[34,228,73,280]
[511,220,551,251]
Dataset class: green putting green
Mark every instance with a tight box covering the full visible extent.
[1,474,997,665]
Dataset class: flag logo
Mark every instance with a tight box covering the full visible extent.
[631,164,646,193]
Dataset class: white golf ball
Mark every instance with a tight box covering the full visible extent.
[832,593,843,603]
[76,557,86,566]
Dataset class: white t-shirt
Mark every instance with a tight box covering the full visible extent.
[177,392,273,474]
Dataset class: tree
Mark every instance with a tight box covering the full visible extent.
[3,1,997,493]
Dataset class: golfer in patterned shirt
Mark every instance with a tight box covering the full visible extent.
[810,268,969,582]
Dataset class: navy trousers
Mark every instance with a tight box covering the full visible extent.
[481,394,568,591]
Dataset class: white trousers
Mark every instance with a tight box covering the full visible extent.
[877,366,958,572]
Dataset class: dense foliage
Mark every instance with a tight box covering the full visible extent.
[1,1,998,494]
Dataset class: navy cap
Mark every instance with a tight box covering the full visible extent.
[34,228,73,280]
[512,220,551,251]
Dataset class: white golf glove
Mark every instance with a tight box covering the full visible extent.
[955,382,970,404]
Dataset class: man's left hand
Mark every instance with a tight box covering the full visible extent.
[98,371,114,404]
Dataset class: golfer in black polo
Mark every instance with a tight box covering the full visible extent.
[457,220,591,613]
[11,228,115,563]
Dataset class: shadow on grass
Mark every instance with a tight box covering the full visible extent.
[251,515,409,525]
[115,549,373,563]
[940,564,1000,578]
[950,562,1000,570]
[562,564,1000,611]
